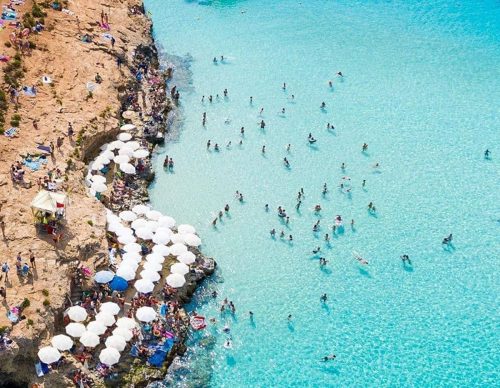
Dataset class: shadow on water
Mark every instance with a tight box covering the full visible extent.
[358,267,372,278]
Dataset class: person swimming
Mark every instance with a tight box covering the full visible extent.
[287,144,291,152]
[320,102,326,109]
[320,293,328,302]
[214,143,220,152]
[213,57,217,63]
[362,143,368,152]
[313,247,321,254]
[270,228,276,237]
[224,340,233,349]
[262,145,266,153]
[282,82,286,90]
[260,120,266,129]
[322,354,336,361]
[284,157,290,168]
[207,140,211,149]
[336,71,343,77]
[484,149,491,159]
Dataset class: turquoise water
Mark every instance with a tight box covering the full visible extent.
[145,0,500,386]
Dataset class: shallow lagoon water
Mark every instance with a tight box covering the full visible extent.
[145,0,499,386]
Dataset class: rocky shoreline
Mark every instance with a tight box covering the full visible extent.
[0,1,214,387]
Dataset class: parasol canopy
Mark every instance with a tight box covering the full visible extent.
[166,273,186,288]
[99,347,121,366]
[67,306,88,322]
[51,335,74,351]
[38,346,61,364]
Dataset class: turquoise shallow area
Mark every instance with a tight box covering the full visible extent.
[145,0,499,386]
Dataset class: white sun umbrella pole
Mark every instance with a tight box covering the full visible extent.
[99,347,120,366]
[38,346,61,364]
[105,335,127,351]
[67,306,88,322]
[136,306,157,322]
[100,302,120,316]
[51,335,74,351]
[166,273,186,288]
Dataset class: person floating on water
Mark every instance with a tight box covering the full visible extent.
[336,71,343,77]
[400,254,412,265]
[484,149,491,159]
[163,155,169,168]
[320,102,326,109]
[260,120,266,129]
[308,133,317,144]
[262,145,266,154]
[362,143,368,152]
[213,57,217,63]
[322,354,336,362]
[207,140,211,149]
[270,228,276,237]
[320,293,328,303]
[442,233,453,246]
[313,247,321,254]
[284,157,290,168]
[282,82,286,90]
[214,143,220,152]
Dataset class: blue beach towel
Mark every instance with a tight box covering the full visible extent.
[148,349,167,367]
[4,127,18,137]
[35,361,50,377]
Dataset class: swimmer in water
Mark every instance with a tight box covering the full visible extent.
[213,57,217,63]
[224,340,232,349]
[207,140,211,149]
[322,354,336,361]
[260,120,266,129]
[224,88,228,97]
[287,144,291,152]
[320,293,328,302]
[281,108,285,114]
[250,96,253,104]
[484,149,491,159]
[226,141,232,149]
[321,102,326,109]
[214,143,220,152]
[362,143,368,152]
[287,314,292,321]
[362,179,366,188]
[313,247,321,254]
[225,204,230,212]
[265,204,269,212]
[337,71,343,77]
[262,145,266,154]
[240,127,245,136]
[328,80,333,87]
[282,82,286,90]
[289,235,293,241]
[260,107,264,115]
[280,230,285,238]
[284,157,290,168]
[324,234,330,241]
[270,228,276,237]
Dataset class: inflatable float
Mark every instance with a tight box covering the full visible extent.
[190,315,206,330]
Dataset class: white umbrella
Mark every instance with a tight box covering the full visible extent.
[115,317,137,330]
[146,210,162,221]
[135,227,154,240]
[143,261,162,272]
[116,265,136,281]
[118,132,132,141]
[105,335,127,351]
[118,147,134,157]
[166,273,186,288]
[107,221,123,233]
[80,331,100,348]
[140,269,161,282]
[100,143,111,151]
[100,150,115,160]
[118,234,136,244]
[170,243,188,256]
[116,226,134,237]
[145,220,159,232]
[178,251,196,265]
[95,312,116,327]
[109,140,125,150]
[170,233,185,244]
[131,218,148,230]
[90,175,106,184]
[170,262,189,275]
[87,321,107,336]
[123,242,142,253]
[94,270,115,284]
[152,232,171,245]
[183,233,202,247]
[119,211,137,222]
[136,306,157,322]
[120,163,136,175]
[100,302,120,316]
[90,162,104,171]
[123,141,140,150]
[113,327,133,341]
[152,244,170,256]
[120,124,136,131]
[114,154,130,164]
[134,279,154,293]
[65,322,86,338]
[132,204,150,215]
[178,224,196,234]
[38,346,61,364]
[122,251,142,262]
[51,334,74,351]
[67,306,88,322]
[158,215,176,228]
[106,211,121,224]
[95,156,110,166]
[122,110,135,119]
[146,253,165,264]
[99,347,120,366]
[119,260,139,271]
[133,149,149,158]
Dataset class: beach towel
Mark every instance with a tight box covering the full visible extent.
[36,144,52,153]
[0,55,9,62]
[4,127,17,137]
[35,362,50,377]
[23,155,48,171]
[148,349,167,367]
[22,86,36,97]
[102,33,113,40]
[129,344,139,357]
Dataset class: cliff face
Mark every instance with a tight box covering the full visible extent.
[0,1,154,385]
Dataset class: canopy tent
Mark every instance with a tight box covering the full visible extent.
[30,190,68,216]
